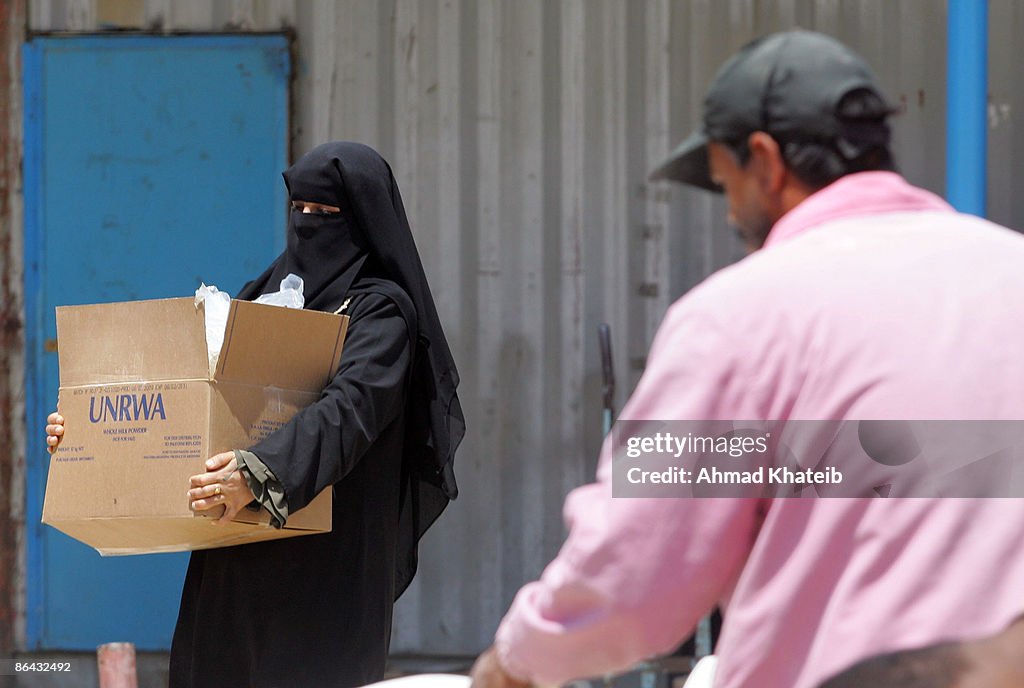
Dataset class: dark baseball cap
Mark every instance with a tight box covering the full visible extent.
[650,30,894,191]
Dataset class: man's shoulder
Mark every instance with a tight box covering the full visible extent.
[670,248,792,319]
[668,207,1024,340]
[661,221,871,337]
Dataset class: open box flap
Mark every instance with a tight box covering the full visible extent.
[214,300,349,393]
[56,297,210,386]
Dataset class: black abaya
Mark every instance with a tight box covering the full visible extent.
[169,142,464,688]
[170,283,413,688]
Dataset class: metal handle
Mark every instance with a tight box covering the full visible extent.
[598,323,615,416]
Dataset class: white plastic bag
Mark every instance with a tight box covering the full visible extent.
[194,283,231,374]
[254,274,305,309]
[194,274,305,375]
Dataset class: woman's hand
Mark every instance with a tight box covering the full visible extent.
[46,412,64,454]
[188,451,257,525]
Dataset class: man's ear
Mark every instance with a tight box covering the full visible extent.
[747,131,786,195]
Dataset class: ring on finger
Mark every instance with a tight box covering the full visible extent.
[213,485,222,496]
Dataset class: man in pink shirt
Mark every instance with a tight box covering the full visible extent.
[469,30,1024,688]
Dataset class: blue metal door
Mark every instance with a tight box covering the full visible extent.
[23,35,290,650]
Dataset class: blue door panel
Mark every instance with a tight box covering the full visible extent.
[24,34,290,650]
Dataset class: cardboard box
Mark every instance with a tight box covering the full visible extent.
[42,297,349,556]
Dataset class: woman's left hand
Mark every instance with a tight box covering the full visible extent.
[188,451,256,525]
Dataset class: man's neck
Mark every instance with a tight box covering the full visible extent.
[777,177,816,219]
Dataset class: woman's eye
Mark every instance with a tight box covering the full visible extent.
[291,204,339,215]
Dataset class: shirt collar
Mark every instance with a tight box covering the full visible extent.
[764,171,955,248]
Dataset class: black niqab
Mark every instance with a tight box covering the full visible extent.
[240,149,370,310]
[238,142,464,593]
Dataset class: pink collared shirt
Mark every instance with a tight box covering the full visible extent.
[494,172,1024,688]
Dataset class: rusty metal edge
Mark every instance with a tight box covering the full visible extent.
[0,0,26,662]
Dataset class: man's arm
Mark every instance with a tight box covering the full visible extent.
[479,298,769,686]
[492,466,760,684]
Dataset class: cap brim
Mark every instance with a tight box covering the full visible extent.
[648,130,721,192]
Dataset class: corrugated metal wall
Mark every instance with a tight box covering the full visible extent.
[20,0,1023,655]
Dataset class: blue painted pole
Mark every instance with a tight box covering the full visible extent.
[946,0,988,217]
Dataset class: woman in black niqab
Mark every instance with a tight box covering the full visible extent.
[243,141,464,584]
[169,142,464,688]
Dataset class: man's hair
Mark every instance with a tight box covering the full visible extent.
[722,89,897,190]
[817,642,969,688]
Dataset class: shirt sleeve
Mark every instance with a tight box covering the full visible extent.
[493,299,768,686]
[235,449,289,529]
[245,292,412,514]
